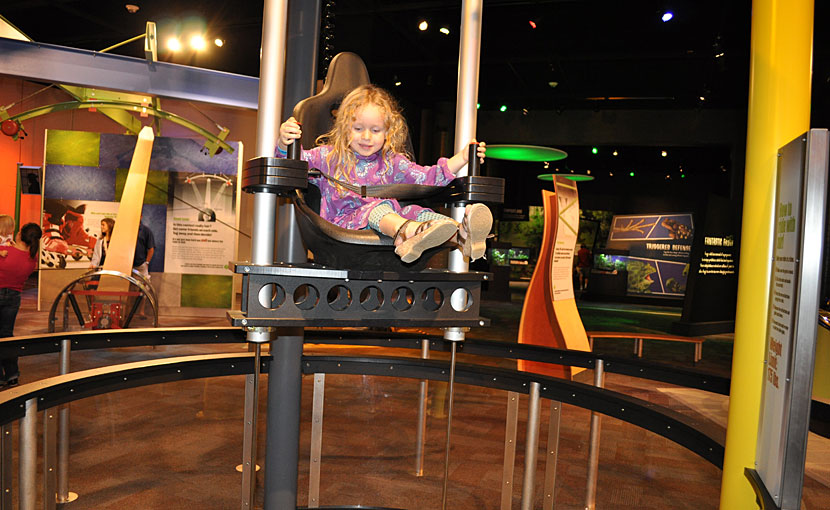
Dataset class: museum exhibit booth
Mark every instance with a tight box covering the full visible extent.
[1,1,829,510]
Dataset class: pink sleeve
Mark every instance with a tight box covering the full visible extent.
[391,154,455,186]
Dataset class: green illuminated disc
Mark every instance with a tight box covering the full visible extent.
[537,173,594,182]
[487,145,568,162]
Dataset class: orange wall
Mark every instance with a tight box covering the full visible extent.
[0,74,258,258]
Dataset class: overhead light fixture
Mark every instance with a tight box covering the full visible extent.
[661,150,668,157]
[418,20,428,31]
[499,105,507,112]
[439,27,450,35]
[661,12,674,22]
[214,38,224,47]
[591,147,598,155]
[548,81,559,88]
[612,150,618,156]
[529,21,537,29]
[125,4,140,13]
[190,34,207,51]
[166,37,182,52]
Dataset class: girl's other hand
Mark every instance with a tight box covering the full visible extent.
[465,140,486,163]
[279,117,302,149]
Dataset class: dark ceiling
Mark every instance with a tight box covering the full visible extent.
[1,0,757,111]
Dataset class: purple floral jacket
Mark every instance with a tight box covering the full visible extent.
[277,145,455,230]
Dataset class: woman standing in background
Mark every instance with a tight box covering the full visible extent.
[0,222,42,388]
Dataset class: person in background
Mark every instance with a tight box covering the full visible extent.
[133,218,155,319]
[90,218,115,268]
[577,243,592,292]
[0,215,14,252]
[0,222,42,388]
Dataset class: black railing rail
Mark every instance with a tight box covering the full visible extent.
[0,328,730,394]
[0,352,724,468]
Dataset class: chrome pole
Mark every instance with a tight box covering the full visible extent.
[241,340,264,510]
[56,339,73,503]
[585,360,605,510]
[414,339,430,476]
[19,399,36,510]
[441,341,459,510]
[520,382,541,510]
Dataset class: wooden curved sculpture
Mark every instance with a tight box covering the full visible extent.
[517,177,591,378]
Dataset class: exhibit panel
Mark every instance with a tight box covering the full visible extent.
[38,128,242,314]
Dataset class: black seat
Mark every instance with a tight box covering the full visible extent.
[287,52,503,272]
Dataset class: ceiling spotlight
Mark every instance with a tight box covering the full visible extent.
[125,4,139,13]
[591,147,598,155]
[612,150,618,156]
[548,81,559,88]
[699,95,706,101]
[629,171,635,177]
[499,105,507,112]
[166,37,182,52]
[214,38,224,47]
[394,80,402,87]
[661,12,674,22]
[661,150,668,157]
[439,27,450,35]
[529,20,537,29]
[522,108,528,115]
[190,34,207,51]
[418,20,428,31]
[714,52,725,58]
[543,161,550,169]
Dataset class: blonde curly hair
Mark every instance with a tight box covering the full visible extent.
[316,84,411,183]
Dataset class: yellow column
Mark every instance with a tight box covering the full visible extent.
[720,0,813,508]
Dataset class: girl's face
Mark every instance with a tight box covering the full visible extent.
[101,221,109,235]
[348,104,387,157]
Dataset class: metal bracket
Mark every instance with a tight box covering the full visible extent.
[228,262,491,328]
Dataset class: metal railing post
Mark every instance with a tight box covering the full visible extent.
[520,382,541,510]
[308,374,325,508]
[240,342,262,510]
[414,339,430,476]
[56,338,75,503]
[1,425,11,510]
[20,399,37,510]
[43,409,57,510]
[500,392,520,510]
[585,359,605,510]
[543,401,562,510]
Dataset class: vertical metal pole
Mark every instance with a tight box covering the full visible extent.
[500,392,520,510]
[543,401,562,510]
[442,2,483,501]
[241,342,263,510]
[308,374,325,508]
[56,339,71,503]
[520,382,541,510]
[1,425,11,510]
[20,399,37,510]
[414,339,430,476]
[441,341,459,510]
[447,0,484,275]
[264,329,303,510]
[250,0,289,508]
[43,409,57,510]
[584,360,605,510]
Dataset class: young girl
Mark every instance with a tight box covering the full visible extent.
[89,217,115,268]
[278,84,492,263]
[0,215,14,259]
